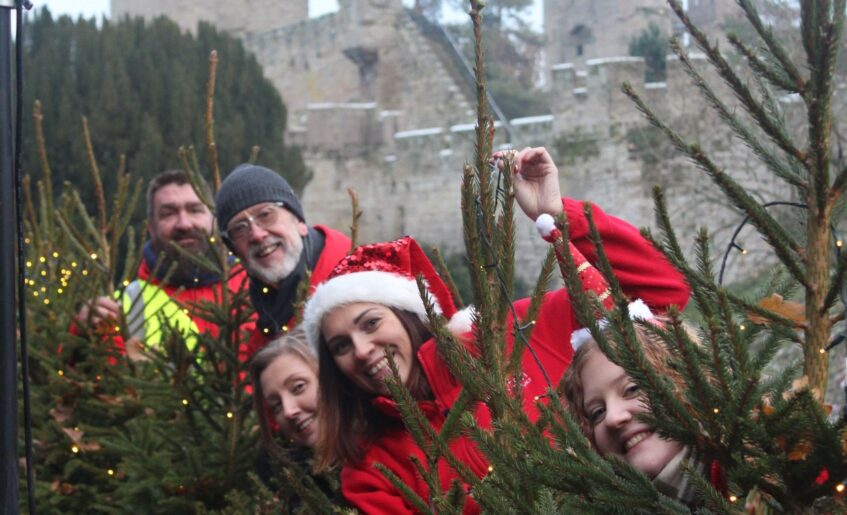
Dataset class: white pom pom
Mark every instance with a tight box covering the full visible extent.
[570,328,593,352]
[447,306,476,335]
[627,299,654,321]
[535,213,556,238]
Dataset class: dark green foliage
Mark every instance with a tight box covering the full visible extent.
[20,8,309,225]
[629,22,669,82]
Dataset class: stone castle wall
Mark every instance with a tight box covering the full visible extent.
[110,0,308,36]
[109,0,794,285]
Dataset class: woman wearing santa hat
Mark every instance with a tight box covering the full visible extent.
[302,147,691,513]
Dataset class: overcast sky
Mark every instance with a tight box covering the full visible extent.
[25,0,543,28]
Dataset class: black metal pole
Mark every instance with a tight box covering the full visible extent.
[0,2,19,513]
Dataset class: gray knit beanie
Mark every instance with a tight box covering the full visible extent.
[215,164,305,234]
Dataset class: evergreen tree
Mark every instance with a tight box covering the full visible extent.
[370,0,847,512]
[20,8,309,228]
[629,22,669,82]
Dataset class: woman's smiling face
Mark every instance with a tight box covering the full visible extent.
[581,349,682,479]
[260,352,319,448]
[321,302,415,396]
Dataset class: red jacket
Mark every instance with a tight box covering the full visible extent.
[241,225,351,360]
[339,198,691,514]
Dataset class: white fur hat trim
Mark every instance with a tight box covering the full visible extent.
[303,270,442,353]
[570,299,655,352]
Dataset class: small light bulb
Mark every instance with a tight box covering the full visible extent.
[209,236,216,243]
[39,256,46,263]
[107,469,115,476]
[262,287,269,294]
[263,327,269,334]
[43,299,50,305]
[739,324,746,331]
[820,348,826,354]
[71,261,78,267]
[122,280,130,287]
[728,495,737,503]
[226,412,234,419]
[25,261,32,267]
[182,399,189,406]
[740,248,748,255]
[71,445,79,454]
[57,369,64,376]
[282,325,289,332]
[487,465,493,472]
[713,408,719,414]
[52,252,59,258]
[90,253,98,260]
[837,240,844,248]
[837,483,845,493]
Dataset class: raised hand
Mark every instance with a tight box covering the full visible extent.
[494,147,563,221]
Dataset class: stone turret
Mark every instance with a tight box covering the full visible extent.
[544,0,672,66]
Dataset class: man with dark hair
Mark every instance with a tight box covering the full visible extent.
[72,169,250,355]
[215,164,350,360]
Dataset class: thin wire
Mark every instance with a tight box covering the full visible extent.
[717,201,847,352]
[15,1,36,512]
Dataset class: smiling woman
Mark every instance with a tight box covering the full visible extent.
[562,317,712,506]
[299,146,691,514]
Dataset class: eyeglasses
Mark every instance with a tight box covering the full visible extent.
[222,203,286,243]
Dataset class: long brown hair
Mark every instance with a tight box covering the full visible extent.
[249,327,317,451]
[561,317,691,442]
[313,307,433,473]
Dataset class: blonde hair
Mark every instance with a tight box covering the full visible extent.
[561,316,691,442]
[249,327,318,450]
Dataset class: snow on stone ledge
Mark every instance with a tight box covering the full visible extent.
[395,127,443,139]
[511,114,554,125]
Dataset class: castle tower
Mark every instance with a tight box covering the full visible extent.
[110,0,309,36]
[544,0,672,66]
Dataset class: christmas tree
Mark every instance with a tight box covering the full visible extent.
[18,0,847,513]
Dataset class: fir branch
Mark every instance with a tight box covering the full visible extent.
[205,50,221,190]
[382,341,482,489]
[736,0,807,93]
[430,246,465,309]
[716,291,751,376]
[805,1,844,214]
[346,187,362,251]
[726,33,798,94]
[33,100,54,235]
[823,243,847,311]
[623,85,808,286]
[80,116,108,237]
[830,162,847,200]
[668,38,806,192]
[506,249,554,376]
[372,462,435,515]
[666,0,807,165]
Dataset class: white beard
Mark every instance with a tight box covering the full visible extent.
[245,234,304,285]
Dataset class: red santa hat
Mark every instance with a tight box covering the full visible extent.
[302,236,473,353]
[535,213,654,351]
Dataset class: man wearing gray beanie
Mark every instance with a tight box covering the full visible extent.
[215,163,350,358]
